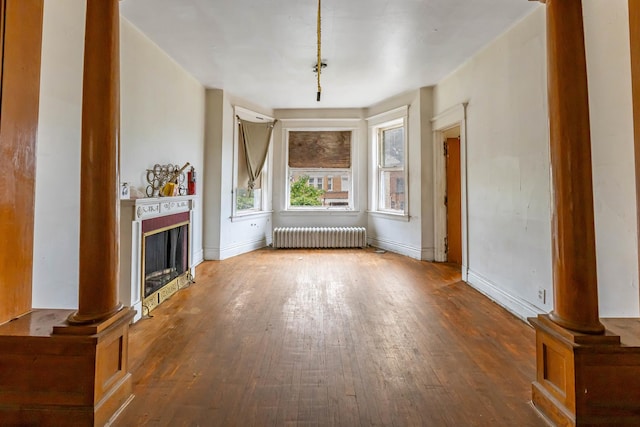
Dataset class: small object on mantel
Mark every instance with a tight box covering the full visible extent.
[187,166,196,195]
[129,186,145,199]
[120,182,130,199]
[160,162,190,197]
[160,182,177,197]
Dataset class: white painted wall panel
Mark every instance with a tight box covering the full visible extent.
[203,90,275,260]
[583,0,639,316]
[33,1,206,308]
[434,7,553,318]
[434,2,640,318]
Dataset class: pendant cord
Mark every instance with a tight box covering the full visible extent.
[316,0,321,101]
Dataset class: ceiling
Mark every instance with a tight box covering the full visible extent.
[120,0,540,110]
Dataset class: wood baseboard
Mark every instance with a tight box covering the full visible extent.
[0,308,135,426]
[530,315,640,426]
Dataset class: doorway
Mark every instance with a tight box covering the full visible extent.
[432,102,468,279]
[445,131,462,265]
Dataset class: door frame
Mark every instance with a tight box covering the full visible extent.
[432,102,469,280]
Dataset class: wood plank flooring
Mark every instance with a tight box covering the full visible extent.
[112,248,545,426]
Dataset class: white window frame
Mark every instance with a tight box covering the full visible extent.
[367,106,409,218]
[231,106,274,219]
[284,127,356,211]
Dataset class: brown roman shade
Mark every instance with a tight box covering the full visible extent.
[288,130,351,168]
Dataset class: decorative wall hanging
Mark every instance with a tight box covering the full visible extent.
[145,163,189,197]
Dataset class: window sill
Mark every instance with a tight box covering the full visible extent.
[230,210,273,222]
[367,210,410,222]
[279,209,361,217]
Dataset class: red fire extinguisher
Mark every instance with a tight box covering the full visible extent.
[187,166,196,195]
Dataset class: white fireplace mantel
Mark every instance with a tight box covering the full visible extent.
[119,195,197,322]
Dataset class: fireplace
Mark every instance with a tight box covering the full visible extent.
[120,196,196,322]
[141,212,190,312]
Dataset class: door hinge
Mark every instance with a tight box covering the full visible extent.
[443,140,448,156]
[444,236,448,254]
[444,195,448,207]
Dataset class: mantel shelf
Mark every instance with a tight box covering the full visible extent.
[121,195,197,221]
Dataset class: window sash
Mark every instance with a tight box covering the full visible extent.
[288,168,352,210]
[376,122,406,214]
[378,167,405,212]
[236,161,266,213]
[379,125,405,169]
[236,187,263,212]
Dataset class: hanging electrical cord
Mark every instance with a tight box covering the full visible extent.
[316,0,322,101]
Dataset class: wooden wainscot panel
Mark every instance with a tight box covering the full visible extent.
[531,315,640,426]
[0,308,135,426]
[542,342,569,400]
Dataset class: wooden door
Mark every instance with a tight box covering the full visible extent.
[446,137,462,265]
[0,0,5,87]
[0,0,44,324]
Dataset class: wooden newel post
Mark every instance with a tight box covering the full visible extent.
[544,0,603,334]
[69,0,123,324]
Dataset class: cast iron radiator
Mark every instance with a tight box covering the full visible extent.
[272,227,367,249]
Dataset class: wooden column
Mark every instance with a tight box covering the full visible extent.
[69,0,123,324]
[0,0,44,325]
[530,1,640,425]
[544,0,603,335]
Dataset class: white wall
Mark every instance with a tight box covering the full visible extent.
[366,90,431,260]
[120,19,206,264]
[420,87,435,260]
[203,89,224,260]
[434,7,552,319]
[433,1,640,319]
[33,0,206,308]
[33,0,86,309]
[203,89,275,260]
[583,0,639,316]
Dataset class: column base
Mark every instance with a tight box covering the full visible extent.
[0,308,135,426]
[530,314,640,426]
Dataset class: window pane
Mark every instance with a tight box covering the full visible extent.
[236,188,261,211]
[289,173,324,206]
[289,171,351,208]
[379,170,405,211]
[382,127,404,168]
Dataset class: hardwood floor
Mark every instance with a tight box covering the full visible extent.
[112,248,545,426]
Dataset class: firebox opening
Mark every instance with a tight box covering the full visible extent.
[141,220,190,313]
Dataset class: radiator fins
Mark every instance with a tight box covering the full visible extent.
[272,227,367,249]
